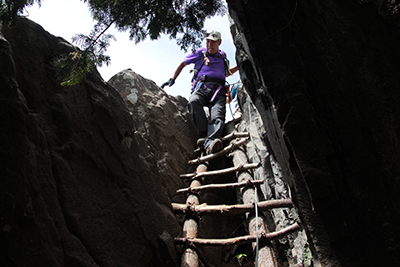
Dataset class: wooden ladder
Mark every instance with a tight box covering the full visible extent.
[172,120,300,266]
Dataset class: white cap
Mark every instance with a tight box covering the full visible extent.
[205,29,221,41]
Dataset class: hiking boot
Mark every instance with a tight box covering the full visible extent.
[206,139,223,155]
[197,138,206,148]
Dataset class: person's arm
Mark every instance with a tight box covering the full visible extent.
[172,61,187,80]
[161,61,187,88]
[228,65,238,76]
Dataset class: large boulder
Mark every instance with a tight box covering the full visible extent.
[108,69,198,198]
[0,17,194,267]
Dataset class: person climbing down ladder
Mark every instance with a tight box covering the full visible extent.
[161,29,238,154]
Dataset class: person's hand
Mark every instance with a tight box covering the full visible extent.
[161,78,175,89]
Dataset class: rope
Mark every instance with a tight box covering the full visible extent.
[247,96,259,266]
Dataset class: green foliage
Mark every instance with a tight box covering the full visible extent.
[57,20,115,86]
[4,0,225,86]
[233,253,248,266]
[0,0,41,23]
[59,0,225,86]
[233,253,247,260]
[83,0,226,52]
[56,51,96,86]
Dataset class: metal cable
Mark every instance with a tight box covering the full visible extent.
[247,97,259,266]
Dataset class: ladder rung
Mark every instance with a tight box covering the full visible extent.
[171,199,293,215]
[180,163,259,180]
[221,131,249,142]
[176,179,264,194]
[193,132,248,154]
[189,137,248,165]
[174,223,300,246]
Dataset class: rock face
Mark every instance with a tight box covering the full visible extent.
[227,0,400,266]
[2,1,400,265]
[234,85,311,267]
[108,69,198,199]
[0,18,196,267]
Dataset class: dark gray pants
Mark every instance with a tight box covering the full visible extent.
[188,83,226,149]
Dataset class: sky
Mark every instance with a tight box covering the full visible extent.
[24,0,240,101]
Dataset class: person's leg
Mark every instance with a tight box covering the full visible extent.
[188,90,208,138]
[204,91,226,149]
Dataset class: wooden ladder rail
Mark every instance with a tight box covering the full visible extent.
[175,125,299,266]
[225,121,278,267]
[180,163,207,267]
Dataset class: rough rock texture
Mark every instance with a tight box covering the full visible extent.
[0,18,195,267]
[235,84,311,267]
[228,0,400,266]
[107,70,245,266]
[108,69,198,199]
[3,1,400,265]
